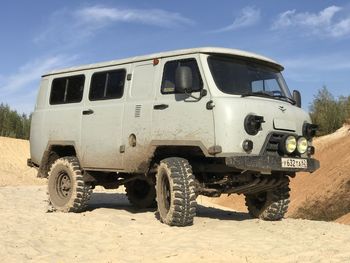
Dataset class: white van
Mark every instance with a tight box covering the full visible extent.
[28,47,319,226]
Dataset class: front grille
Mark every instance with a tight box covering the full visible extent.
[265,133,284,155]
[262,132,299,157]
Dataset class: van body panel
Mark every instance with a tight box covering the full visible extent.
[122,61,157,172]
[212,96,310,157]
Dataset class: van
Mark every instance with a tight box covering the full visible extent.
[28,47,319,226]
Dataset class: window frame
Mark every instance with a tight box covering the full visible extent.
[89,69,126,101]
[161,58,203,95]
[49,74,85,105]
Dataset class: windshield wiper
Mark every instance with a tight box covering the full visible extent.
[241,91,274,98]
[273,95,296,105]
[242,92,296,105]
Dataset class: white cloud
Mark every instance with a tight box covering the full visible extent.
[34,6,194,46]
[272,6,350,38]
[1,55,78,94]
[75,6,194,28]
[212,6,260,33]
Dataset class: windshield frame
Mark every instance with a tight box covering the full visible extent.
[207,55,293,102]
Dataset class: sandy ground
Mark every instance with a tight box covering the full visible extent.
[1,185,350,263]
[1,135,350,262]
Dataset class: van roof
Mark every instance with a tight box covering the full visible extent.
[43,47,283,76]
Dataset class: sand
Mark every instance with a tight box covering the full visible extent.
[1,135,350,262]
[1,186,350,263]
[0,136,45,186]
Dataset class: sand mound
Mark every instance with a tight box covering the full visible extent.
[288,125,350,222]
[0,136,45,186]
[335,213,350,225]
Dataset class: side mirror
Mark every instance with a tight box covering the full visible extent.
[175,66,193,93]
[293,90,301,108]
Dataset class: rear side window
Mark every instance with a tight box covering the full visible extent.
[161,59,203,94]
[89,69,126,101]
[50,75,85,105]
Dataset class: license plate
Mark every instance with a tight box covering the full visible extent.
[281,158,308,169]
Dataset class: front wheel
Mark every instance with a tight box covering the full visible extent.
[245,180,290,221]
[156,157,197,226]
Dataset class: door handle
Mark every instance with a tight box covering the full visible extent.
[82,109,94,115]
[153,104,169,110]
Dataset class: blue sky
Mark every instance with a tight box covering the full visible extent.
[1,0,350,114]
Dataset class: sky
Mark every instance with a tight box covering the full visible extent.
[1,0,350,114]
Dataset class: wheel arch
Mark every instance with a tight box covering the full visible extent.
[38,141,80,178]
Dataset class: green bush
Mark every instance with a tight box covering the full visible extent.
[309,86,350,136]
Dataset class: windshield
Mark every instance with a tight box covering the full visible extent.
[208,55,293,103]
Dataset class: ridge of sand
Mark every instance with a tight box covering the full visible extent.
[0,136,46,186]
[336,212,350,225]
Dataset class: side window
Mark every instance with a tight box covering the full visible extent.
[89,69,126,101]
[161,59,203,94]
[50,75,85,105]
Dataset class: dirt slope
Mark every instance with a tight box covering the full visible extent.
[288,125,350,221]
[213,125,350,224]
[0,136,45,186]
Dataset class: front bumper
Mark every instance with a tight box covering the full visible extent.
[225,155,320,173]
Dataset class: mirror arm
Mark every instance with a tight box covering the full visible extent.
[184,89,207,102]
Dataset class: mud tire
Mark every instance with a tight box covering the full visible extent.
[125,178,156,209]
[245,179,290,221]
[48,156,92,212]
[156,157,197,226]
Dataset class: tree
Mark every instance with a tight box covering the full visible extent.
[309,86,347,136]
[0,103,31,139]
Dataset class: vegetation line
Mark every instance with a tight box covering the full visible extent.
[0,103,31,139]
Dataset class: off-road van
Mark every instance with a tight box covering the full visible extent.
[28,47,319,226]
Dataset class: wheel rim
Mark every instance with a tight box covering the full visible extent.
[161,173,171,212]
[55,171,72,202]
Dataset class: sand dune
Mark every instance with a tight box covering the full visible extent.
[0,136,45,186]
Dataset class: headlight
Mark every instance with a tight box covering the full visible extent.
[297,137,308,154]
[284,135,297,154]
[244,115,265,135]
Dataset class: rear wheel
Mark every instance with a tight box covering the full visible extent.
[125,178,156,208]
[48,156,92,212]
[245,180,290,220]
[156,157,197,226]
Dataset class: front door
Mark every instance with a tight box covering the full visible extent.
[152,56,215,155]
